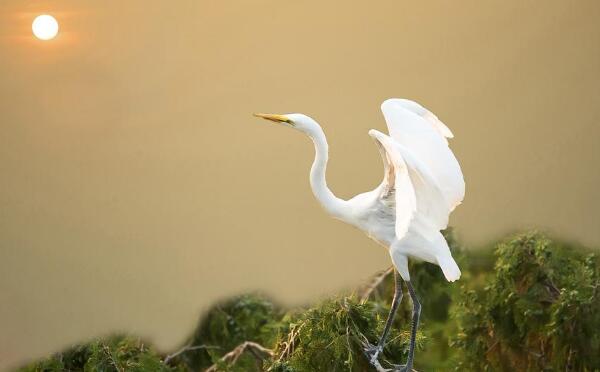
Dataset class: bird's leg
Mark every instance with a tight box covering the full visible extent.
[364,269,403,367]
[400,281,421,372]
[379,270,404,351]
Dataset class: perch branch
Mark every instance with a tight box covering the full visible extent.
[271,321,306,366]
[163,344,218,365]
[205,341,273,372]
[102,344,123,372]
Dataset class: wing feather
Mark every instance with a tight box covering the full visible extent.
[369,130,449,238]
[371,130,396,198]
[369,130,415,238]
[381,99,465,211]
[389,98,455,140]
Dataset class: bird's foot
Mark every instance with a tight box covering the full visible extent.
[363,342,382,363]
[363,342,386,371]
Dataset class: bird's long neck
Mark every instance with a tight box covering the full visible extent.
[308,126,349,219]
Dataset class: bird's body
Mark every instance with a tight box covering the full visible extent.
[255,98,465,371]
[335,176,458,279]
[345,187,397,247]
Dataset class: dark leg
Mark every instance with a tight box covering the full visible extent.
[403,281,421,371]
[379,270,404,350]
[364,269,403,367]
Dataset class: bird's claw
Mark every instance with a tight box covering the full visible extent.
[363,342,382,363]
[362,342,387,371]
[362,341,414,372]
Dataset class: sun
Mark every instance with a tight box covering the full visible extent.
[32,15,59,41]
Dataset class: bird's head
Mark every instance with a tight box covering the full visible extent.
[253,113,322,137]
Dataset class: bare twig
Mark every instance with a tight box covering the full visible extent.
[205,341,273,372]
[271,321,306,366]
[102,344,123,372]
[565,347,572,372]
[485,339,499,355]
[163,344,219,365]
[360,266,394,302]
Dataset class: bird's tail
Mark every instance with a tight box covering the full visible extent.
[437,254,461,282]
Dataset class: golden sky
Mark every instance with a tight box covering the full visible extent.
[1,0,599,369]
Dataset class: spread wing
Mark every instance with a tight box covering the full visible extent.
[381,99,465,211]
[369,130,449,239]
[387,98,454,141]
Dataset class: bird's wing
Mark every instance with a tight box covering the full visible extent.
[370,129,396,198]
[387,98,454,141]
[381,99,465,211]
[369,130,415,238]
[396,141,450,231]
[369,130,449,238]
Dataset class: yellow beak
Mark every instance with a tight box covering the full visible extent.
[253,113,293,125]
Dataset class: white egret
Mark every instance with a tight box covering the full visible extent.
[255,98,465,371]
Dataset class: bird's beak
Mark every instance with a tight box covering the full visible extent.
[253,113,294,125]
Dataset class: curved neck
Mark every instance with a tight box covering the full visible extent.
[308,126,349,219]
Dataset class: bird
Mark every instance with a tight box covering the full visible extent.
[254,98,465,372]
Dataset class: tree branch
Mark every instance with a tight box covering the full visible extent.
[205,341,273,372]
[163,344,218,365]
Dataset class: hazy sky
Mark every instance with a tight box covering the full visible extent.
[1,0,599,369]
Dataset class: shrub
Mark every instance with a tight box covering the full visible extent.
[175,293,283,371]
[267,296,423,372]
[20,335,176,372]
[452,232,600,371]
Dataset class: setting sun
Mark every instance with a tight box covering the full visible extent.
[32,14,59,40]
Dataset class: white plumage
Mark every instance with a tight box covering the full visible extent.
[255,98,465,370]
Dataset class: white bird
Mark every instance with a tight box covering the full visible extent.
[254,98,465,371]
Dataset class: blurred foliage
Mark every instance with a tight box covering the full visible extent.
[175,294,282,371]
[18,231,600,372]
[452,232,600,371]
[20,335,178,372]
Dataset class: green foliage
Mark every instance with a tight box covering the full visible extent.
[452,232,600,371]
[268,297,423,372]
[20,335,177,372]
[177,293,283,371]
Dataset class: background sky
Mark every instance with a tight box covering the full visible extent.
[1,0,599,369]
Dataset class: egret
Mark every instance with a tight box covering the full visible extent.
[255,98,465,371]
